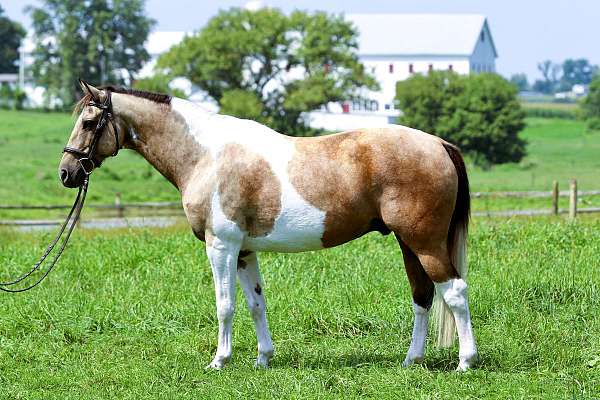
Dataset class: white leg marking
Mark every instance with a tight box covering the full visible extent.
[435,278,478,371]
[403,302,429,367]
[237,252,274,368]
[205,237,241,370]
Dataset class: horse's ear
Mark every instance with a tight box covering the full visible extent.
[78,78,101,101]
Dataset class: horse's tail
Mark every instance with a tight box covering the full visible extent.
[433,142,470,348]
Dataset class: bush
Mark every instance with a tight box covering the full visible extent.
[396,71,526,166]
[581,75,600,131]
[0,84,27,110]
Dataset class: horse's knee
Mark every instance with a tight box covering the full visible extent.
[216,300,235,321]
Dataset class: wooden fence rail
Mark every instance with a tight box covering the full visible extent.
[1,180,598,225]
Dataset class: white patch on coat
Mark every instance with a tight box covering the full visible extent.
[403,302,429,367]
[172,98,326,252]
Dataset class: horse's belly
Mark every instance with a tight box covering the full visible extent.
[242,199,326,253]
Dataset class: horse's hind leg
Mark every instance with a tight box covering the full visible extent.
[237,251,274,368]
[397,237,434,367]
[412,243,478,371]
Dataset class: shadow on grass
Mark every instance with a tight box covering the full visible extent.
[273,349,464,372]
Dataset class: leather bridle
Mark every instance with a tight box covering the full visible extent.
[63,90,120,175]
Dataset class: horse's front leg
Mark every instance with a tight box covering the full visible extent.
[237,251,274,368]
[205,235,241,369]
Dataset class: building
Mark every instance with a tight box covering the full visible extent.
[310,14,498,130]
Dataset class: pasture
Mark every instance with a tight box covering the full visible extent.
[2,110,600,219]
[0,218,599,398]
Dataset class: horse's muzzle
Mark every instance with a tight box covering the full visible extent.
[59,166,85,188]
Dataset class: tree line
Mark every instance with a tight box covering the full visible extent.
[510,59,598,94]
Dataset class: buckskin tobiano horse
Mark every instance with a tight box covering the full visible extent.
[59,80,478,371]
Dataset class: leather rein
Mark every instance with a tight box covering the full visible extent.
[0,91,119,292]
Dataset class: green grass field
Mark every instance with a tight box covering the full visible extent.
[0,219,598,398]
[1,110,600,219]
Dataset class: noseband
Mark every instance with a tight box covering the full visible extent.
[63,90,120,175]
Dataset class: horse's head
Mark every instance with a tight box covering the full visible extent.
[58,80,125,188]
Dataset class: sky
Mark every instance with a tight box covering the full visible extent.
[2,0,599,82]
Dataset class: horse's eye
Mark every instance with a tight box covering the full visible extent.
[82,120,96,131]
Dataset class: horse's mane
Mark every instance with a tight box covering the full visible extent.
[74,85,172,114]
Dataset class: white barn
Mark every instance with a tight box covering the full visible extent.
[310,14,498,130]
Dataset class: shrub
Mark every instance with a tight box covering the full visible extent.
[581,75,600,131]
[0,84,27,110]
[396,71,527,166]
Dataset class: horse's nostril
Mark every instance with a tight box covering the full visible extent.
[60,168,69,183]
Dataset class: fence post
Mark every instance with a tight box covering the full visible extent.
[552,180,559,215]
[569,179,577,221]
[115,192,124,218]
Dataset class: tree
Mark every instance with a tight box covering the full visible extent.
[580,74,600,131]
[533,60,561,94]
[396,71,526,166]
[157,8,377,134]
[27,0,155,107]
[509,73,529,91]
[0,5,26,74]
[560,58,598,90]
[133,73,186,99]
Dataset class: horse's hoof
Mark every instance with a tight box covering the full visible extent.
[254,351,273,369]
[456,353,479,371]
[205,356,229,370]
[402,356,424,368]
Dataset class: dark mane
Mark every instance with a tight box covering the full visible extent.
[100,86,172,104]
[74,85,172,113]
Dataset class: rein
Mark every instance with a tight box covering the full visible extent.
[0,91,118,292]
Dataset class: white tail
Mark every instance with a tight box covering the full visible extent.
[433,224,467,347]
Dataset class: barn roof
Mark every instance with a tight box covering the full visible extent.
[346,14,497,57]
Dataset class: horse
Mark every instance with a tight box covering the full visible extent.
[59,80,478,371]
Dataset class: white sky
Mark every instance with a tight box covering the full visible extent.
[3,0,599,82]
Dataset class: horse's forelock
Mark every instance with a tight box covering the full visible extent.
[73,92,94,115]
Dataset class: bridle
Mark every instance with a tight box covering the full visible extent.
[0,89,119,292]
[63,90,120,175]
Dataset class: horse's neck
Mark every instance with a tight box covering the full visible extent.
[113,94,211,192]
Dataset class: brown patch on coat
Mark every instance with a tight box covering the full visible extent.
[288,132,380,247]
[289,127,460,282]
[254,284,262,295]
[239,250,253,258]
[397,235,436,309]
[216,143,281,237]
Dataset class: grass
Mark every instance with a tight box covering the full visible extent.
[469,117,600,192]
[0,218,599,398]
[0,109,180,214]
